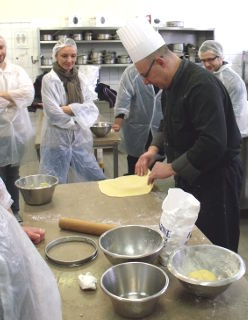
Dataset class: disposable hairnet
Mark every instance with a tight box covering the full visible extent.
[198,40,224,59]
[52,37,77,61]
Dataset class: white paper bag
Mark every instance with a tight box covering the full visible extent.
[159,188,200,266]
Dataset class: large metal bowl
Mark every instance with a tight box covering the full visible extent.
[15,174,58,205]
[101,261,169,318]
[99,225,164,265]
[90,122,112,138]
[167,244,246,298]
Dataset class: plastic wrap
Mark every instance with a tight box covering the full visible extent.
[0,205,62,320]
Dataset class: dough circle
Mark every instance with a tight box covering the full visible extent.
[98,174,153,197]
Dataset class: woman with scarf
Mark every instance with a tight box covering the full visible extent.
[39,38,105,183]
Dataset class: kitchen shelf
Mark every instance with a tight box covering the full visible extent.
[38,26,214,80]
[40,64,130,69]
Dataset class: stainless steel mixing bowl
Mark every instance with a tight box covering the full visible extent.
[99,225,164,265]
[90,122,112,137]
[101,261,169,318]
[15,174,58,205]
[167,244,246,298]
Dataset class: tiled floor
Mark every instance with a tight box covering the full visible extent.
[20,112,248,280]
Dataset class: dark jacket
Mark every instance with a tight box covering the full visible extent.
[152,59,241,184]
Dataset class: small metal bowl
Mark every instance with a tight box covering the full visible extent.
[15,174,58,205]
[90,122,112,138]
[101,262,169,318]
[99,225,164,265]
[167,244,246,298]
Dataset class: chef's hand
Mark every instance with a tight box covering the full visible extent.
[112,118,123,132]
[135,146,159,176]
[22,226,45,244]
[148,162,176,184]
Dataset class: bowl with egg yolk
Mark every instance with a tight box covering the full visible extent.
[167,244,246,298]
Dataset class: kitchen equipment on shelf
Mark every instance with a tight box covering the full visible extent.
[40,56,53,66]
[168,43,184,57]
[84,32,92,40]
[72,33,83,41]
[166,20,184,27]
[15,174,58,205]
[40,34,53,41]
[101,262,169,318]
[167,244,246,298]
[89,51,103,64]
[117,55,131,64]
[103,51,116,64]
[76,54,88,65]
[99,225,164,265]
[56,34,68,41]
[96,33,112,40]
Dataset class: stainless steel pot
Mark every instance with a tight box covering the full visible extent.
[41,56,53,66]
[96,33,112,40]
[117,55,131,64]
[103,57,115,64]
[84,32,92,41]
[56,34,67,41]
[170,43,184,51]
[166,21,184,27]
[73,33,82,41]
[40,34,53,41]
[77,54,88,65]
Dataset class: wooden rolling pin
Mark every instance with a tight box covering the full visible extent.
[58,217,116,236]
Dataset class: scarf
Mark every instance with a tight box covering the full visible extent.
[53,61,84,104]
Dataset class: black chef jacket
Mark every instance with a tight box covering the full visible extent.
[152,59,243,252]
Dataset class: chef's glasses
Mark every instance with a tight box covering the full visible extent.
[142,59,155,78]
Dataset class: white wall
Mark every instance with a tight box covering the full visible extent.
[0,0,247,81]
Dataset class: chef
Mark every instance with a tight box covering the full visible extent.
[0,35,34,222]
[117,18,242,252]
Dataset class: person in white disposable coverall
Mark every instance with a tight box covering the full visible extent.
[198,40,248,137]
[0,178,62,320]
[0,177,45,244]
[0,35,34,222]
[112,64,163,175]
[39,38,105,183]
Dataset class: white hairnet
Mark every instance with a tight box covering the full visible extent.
[52,37,77,61]
[198,40,224,59]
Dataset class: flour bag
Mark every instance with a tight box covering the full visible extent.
[159,188,200,266]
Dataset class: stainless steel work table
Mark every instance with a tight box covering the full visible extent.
[22,182,248,320]
[34,110,121,177]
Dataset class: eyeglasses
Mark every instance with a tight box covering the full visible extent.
[142,59,155,78]
[200,56,219,63]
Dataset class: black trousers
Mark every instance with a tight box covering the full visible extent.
[126,131,154,175]
[175,156,243,252]
[0,165,20,213]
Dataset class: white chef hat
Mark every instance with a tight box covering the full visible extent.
[117,17,165,63]
[52,37,77,61]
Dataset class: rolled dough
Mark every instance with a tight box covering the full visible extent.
[98,173,153,197]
